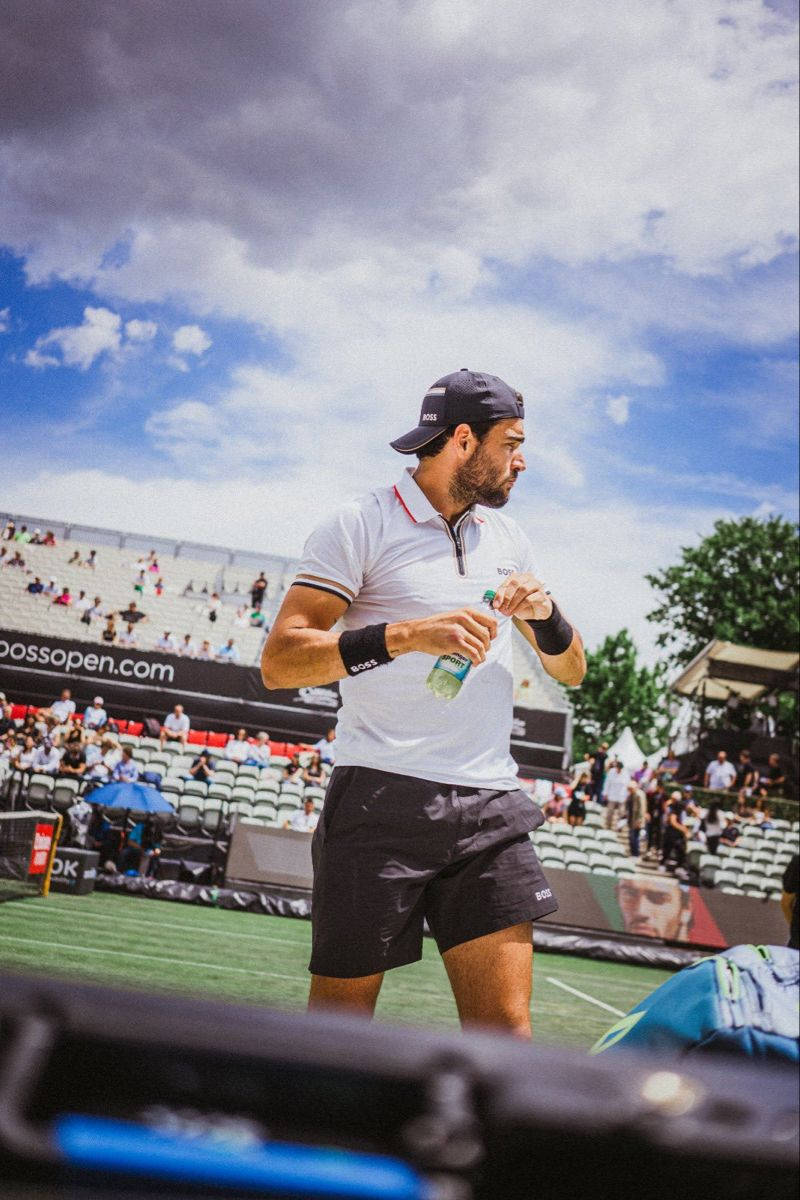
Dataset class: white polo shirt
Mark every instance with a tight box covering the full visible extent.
[294,468,538,789]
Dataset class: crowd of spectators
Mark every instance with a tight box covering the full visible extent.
[556,740,793,878]
[2,523,272,662]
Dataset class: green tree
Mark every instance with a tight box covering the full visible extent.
[571,628,672,760]
[645,515,800,668]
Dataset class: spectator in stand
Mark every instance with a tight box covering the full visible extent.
[74,590,91,614]
[14,525,32,544]
[85,549,98,570]
[283,754,303,782]
[52,585,72,606]
[31,738,61,775]
[567,773,590,826]
[206,592,222,623]
[0,545,8,567]
[42,577,58,595]
[2,521,15,540]
[101,615,117,644]
[187,749,215,784]
[250,572,268,610]
[83,697,108,731]
[233,605,250,628]
[49,688,76,726]
[154,576,165,597]
[543,787,567,823]
[119,600,146,626]
[762,753,787,794]
[656,746,681,787]
[313,727,337,765]
[7,549,26,569]
[59,731,87,779]
[781,853,799,950]
[160,704,190,748]
[603,759,629,830]
[67,548,82,565]
[734,749,757,795]
[698,802,724,854]
[111,746,139,783]
[11,735,38,771]
[118,623,139,647]
[661,790,689,871]
[66,794,93,848]
[26,576,44,595]
[224,728,251,764]
[720,816,741,846]
[0,702,16,738]
[704,750,737,791]
[249,605,266,628]
[81,596,104,627]
[240,731,271,768]
[589,741,609,804]
[85,736,120,784]
[285,796,318,833]
[216,638,241,664]
[148,556,160,575]
[42,530,56,546]
[302,750,325,787]
[156,630,178,652]
[196,640,214,661]
[626,781,647,858]
[178,634,197,658]
[133,569,147,596]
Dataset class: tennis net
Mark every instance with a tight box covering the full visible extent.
[0,810,62,902]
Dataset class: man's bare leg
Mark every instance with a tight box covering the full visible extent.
[308,972,384,1016]
[441,922,533,1038]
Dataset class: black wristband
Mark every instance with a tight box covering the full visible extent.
[338,623,393,675]
[526,601,573,656]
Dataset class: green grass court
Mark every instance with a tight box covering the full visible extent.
[0,892,673,1049]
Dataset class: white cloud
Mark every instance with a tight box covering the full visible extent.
[24,306,122,370]
[172,324,211,356]
[605,394,631,425]
[0,306,9,332]
[124,318,157,342]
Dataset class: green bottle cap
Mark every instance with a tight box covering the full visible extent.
[482,589,497,603]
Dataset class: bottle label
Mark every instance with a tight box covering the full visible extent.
[435,653,471,681]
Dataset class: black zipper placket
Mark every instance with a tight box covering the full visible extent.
[441,513,470,576]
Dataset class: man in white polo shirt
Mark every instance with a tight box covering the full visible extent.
[160,703,190,748]
[262,368,586,1037]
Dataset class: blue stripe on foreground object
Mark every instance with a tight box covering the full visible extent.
[55,1115,427,1200]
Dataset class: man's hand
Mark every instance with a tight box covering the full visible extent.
[491,573,552,621]
[387,607,498,666]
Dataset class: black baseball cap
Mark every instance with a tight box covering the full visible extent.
[390,368,524,454]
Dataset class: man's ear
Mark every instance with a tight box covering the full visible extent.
[452,423,473,454]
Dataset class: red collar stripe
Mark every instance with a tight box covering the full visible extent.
[393,485,418,523]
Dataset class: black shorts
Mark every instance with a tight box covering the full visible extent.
[309,765,558,979]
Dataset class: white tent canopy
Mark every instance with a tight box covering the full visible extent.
[605,726,648,771]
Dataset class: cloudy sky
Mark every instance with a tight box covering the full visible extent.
[1,0,797,659]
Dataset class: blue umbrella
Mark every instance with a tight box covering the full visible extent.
[86,782,175,814]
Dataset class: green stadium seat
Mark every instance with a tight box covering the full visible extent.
[721,885,744,895]
[230,786,255,804]
[177,800,202,829]
[713,869,738,888]
[52,778,80,812]
[275,804,299,825]
[183,780,208,798]
[541,856,564,869]
[160,780,184,802]
[593,866,617,877]
[201,801,224,835]
[566,862,591,873]
[252,801,277,822]
[270,755,291,768]
[228,801,253,820]
[207,783,232,801]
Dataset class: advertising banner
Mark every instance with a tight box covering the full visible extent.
[541,866,788,949]
[0,627,569,770]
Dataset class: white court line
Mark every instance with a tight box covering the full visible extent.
[545,976,625,1017]
[0,933,305,983]
[8,901,310,947]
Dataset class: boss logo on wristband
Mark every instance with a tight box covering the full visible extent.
[350,658,379,672]
[339,623,393,676]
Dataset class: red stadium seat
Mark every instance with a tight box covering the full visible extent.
[127,721,143,735]
[116,720,129,733]
[269,741,287,756]
[10,704,26,720]
[187,729,208,746]
[207,731,227,748]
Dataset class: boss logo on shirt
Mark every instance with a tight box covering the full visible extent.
[349,658,379,673]
[496,566,513,575]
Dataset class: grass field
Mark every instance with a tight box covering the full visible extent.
[0,892,674,1050]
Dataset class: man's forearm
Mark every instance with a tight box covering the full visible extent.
[512,617,586,686]
[264,624,413,689]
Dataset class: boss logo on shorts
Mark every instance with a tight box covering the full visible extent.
[535,887,552,902]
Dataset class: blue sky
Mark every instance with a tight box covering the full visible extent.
[1,0,797,659]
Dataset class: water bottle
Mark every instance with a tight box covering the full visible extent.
[426,589,496,699]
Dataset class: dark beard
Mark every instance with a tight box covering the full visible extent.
[449,445,513,510]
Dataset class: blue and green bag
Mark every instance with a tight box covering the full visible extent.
[591,944,799,1063]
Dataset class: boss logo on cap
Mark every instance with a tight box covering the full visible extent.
[422,413,439,422]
